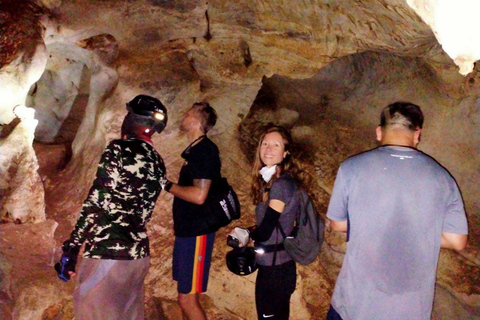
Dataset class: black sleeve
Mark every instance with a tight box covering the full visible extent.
[250,206,281,242]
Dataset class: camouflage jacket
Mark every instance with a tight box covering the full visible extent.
[65,138,165,260]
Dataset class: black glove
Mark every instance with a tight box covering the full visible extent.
[54,242,79,282]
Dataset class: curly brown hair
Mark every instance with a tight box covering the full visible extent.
[250,126,310,204]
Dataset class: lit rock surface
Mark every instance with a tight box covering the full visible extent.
[0,0,478,319]
[0,106,45,223]
[407,0,480,75]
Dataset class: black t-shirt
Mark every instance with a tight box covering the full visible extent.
[173,137,221,237]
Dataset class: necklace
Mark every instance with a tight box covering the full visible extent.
[184,135,206,154]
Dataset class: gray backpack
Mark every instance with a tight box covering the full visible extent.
[278,188,325,265]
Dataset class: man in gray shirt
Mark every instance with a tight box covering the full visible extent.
[326,101,468,320]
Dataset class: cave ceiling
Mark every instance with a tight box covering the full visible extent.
[0,0,479,319]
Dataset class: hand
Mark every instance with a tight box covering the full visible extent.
[228,227,250,248]
[54,242,79,282]
[159,175,172,191]
[54,254,76,281]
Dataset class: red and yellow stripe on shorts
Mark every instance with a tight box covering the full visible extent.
[189,234,208,294]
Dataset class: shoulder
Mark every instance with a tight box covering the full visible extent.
[269,173,296,204]
[106,138,140,151]
[338,147,388,174]
[415,149,447,168]
[191,137,220,161]
[343,147,379,165]
[106,138,123,148]
[199,137,219,154]
[271,173,296,192]
[102,139,125,156]
[415,150,458,183]
[108,139,159,159]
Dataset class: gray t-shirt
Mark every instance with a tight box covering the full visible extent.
[255,173,299,266]
[327,146,468,320]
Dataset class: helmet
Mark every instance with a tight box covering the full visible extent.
[226,247,258,276]
[126,95,168,133]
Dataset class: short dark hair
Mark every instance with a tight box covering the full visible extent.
[192,102,217,133]
[380,101,424,131]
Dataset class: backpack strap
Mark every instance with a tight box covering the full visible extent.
[255,178,305,267]
[277,185,302,241]
[271,241,278,267]
[270,184,303,266]
[256,242,285,253]
[277,221,287,239]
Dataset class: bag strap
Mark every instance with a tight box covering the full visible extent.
[271,185,303,266]
[277,220,287,239]
[277,185,302,240]
[294,186,303,226]
[270,183,303,267]
[257,242,285,253]
[271,228,280,267]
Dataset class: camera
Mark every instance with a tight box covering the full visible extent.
[227,235,240,248]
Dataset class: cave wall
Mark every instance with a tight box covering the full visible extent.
[0,0,479,319]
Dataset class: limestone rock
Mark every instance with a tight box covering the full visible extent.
[0,0,478,319]
[0,106,45,223]
[407,0,480,75]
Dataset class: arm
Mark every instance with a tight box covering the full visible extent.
[330,219,348,232]
[250,177,294,242]
[269,199,285,212]
[327,165,350,235]
[250,199,285,242]
[65,142,120,250]
[168,178,212,205]
[441,232,467,251]
[440,179,468,251]
[165,140,219,205]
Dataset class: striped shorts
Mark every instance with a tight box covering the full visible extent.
[173,233,215,294]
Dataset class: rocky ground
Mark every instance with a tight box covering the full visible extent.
[1,1,479,319]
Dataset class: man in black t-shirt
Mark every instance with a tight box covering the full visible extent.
[161,102,220,320]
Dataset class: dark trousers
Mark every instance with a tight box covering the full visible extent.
[326,305,344,320]
[255,260,296,320]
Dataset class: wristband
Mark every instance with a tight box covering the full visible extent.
[165,181,173,192]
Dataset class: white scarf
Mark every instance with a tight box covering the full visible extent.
[259,165,277,183]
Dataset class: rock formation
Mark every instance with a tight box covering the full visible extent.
[0,0,478,319]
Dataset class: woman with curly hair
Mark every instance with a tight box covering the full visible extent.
[230,125,309,320]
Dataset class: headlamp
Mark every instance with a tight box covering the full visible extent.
[126,95,168,133]
[153,112,165,121]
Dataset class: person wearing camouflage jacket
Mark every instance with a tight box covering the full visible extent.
[56,95,168,320]
[65,137,165,259]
